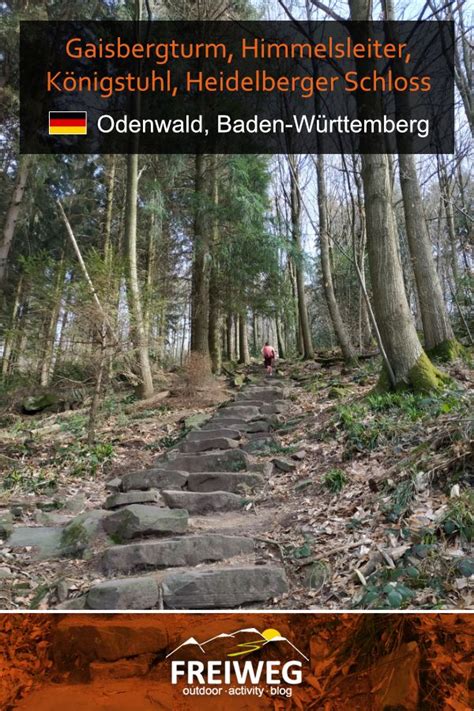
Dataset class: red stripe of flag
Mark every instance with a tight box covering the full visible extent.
[49,118,86,127]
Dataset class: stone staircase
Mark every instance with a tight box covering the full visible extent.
[75,376,292,610]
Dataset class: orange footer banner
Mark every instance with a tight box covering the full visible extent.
[1,612,472,710]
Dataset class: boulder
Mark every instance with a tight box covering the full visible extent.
[54,615,168,665]
[60,510,110,557]
[22,392,58,413]
[103,505,188,542]
[179,437,240,454]
[101,534,254,574]
[86,575,161,610]
[0,511,14,539]
[184,413,211,429]
[120,468,187,492]
[162,449,249,473]
[246,420,272,433]
[242,435,277,453]
[105,477,122,492]
[105,489,162,510]
[7,526,63,559]
[272,458,296,472]
[162,566,288,608]
[161,490,245,514]
[186,471,264,493]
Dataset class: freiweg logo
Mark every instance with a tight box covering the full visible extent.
[167,626,309,699]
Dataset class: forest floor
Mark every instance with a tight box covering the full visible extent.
[0,353,472,610]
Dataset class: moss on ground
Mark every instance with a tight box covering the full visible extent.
[427,338,464,363]
[376,352,450,394]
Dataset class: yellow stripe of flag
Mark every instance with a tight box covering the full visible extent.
[49,126,87,135]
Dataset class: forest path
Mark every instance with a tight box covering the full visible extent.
[4,366,302,610]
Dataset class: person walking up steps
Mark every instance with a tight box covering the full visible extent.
[262,341,276,376]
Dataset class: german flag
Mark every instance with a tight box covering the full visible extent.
[49,111,87,135]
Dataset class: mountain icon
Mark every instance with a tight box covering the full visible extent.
[166,627,308,661]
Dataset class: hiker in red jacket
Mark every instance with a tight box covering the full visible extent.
[262,342,276,376]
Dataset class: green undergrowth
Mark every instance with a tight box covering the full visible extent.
[329,387,469,458]
[51,442,115,477]
[441,491,473,542]
[323,468,348,493]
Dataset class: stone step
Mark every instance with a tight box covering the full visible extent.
[100,534,255,574]
[161,449,250,473]
[161,490,246,514]
[240,388,288,402]
[217,405,261,420]
[86,575,162,609]
[178,436,240,454]
[201,417,248,430]
[103,505,188,542]
[186,471,264,493]
[162,565,288,608]
[187,428,241,441]
[120,468,187,492]
[246,420,273,433]
[232,399,266,407]
[104,489,161,510]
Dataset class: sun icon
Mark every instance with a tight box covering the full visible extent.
[261,628,282,641]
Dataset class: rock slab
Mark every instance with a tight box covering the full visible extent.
[103,505,188,542]
[186,471,264,493]
[101,534,254,574]
[162,566,288,608]
[86,575,161,610]
[53,615,168,666]
[162,450,249,473]
[179,437,239,454]
[120,469,187,492]
[105,489,161,510]
[161,490,245,514]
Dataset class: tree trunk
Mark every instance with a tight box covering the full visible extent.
[383,0,458,361]
[208,155,221,373]
[190,154,211,366]
[225,313,233,360]
[399,154,457,359]
[289,156,314,359]
[349,0,445,391]
[316,154,357,365]
[1,273,23,377]
[238,312,250,364]
[103,155,116,266]
[40,256,65,387]
[125,153,154,398]
[0,155,32,287]
[276,316,285,358]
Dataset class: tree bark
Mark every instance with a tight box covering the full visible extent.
[289,156,314,359]
[1,273,23,377]
[208,155,221,373]
[40,256,65,387]
[316,154,357,364]
[383,0,457,360]
[0,155,32,287]
[348,0,445,391]
[238,312,250,364]
[190,154,211,366]
[124,153,154,398]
